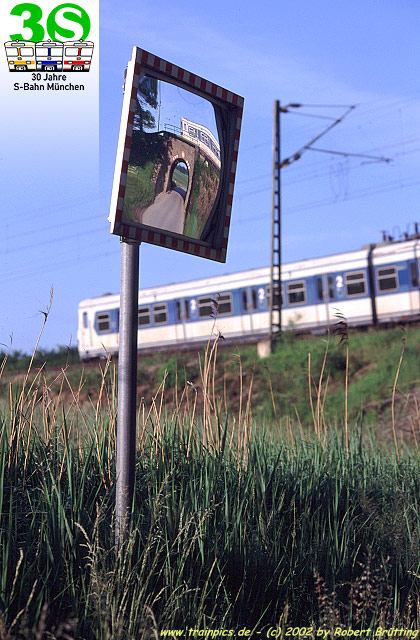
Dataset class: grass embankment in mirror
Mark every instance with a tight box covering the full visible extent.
[0,322,420,636]
[184,155,220,238]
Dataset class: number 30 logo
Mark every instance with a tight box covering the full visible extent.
[10,2,91,41]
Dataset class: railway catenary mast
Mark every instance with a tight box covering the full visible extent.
[268,101,390,350]
[270,100,282,347]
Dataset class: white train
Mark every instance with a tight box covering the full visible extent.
[180,118,221,168]
[77,238,420,360]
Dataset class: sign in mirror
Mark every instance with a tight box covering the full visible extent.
[109,46,244,262]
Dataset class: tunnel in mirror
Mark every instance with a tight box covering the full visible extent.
[170,160,189,200]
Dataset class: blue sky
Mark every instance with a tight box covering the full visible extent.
[1,0,419,353]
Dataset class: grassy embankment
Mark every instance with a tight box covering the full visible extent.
[8,325,415,440]
[184,155,220,238]
[123,162,156,221]
[0,325,419,637]
[122,130,164,222]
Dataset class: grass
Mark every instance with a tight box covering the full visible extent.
[184,155,220,239]
[0,346,79,373]
[0,324,420,636]
[123,162,157,220]
[4,326,418,434]
[2,405,420,636]
[225,326,420,434]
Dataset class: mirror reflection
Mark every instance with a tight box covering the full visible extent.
[122,74,221,239]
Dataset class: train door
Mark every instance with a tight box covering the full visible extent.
[240,287,258,334]
[408,260,420,317]
[79,310,92,350]
[175,298,190,342]
[315,274,337,328]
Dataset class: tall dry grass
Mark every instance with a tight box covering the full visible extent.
[0,318,419,637]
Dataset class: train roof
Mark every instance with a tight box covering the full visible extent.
[78,238,420,309]
[64,40,94,45]
[80,266,271,309]
[4,40,34,46]
[35,40,63,45]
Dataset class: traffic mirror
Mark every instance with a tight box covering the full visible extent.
[109,46,244,262]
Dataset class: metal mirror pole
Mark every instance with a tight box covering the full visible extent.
[115,237,140,550]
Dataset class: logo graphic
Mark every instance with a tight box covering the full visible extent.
[4,2,95,73]
[4,38,94,71]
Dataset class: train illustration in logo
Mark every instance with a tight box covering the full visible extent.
[4,39,94,72]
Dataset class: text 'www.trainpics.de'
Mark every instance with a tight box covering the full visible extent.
[159,629,420,639]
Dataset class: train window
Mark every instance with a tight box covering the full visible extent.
[241,291,247,311]
[410,262,419,287]
[64,47,80,57]
[251,289,257,310]
[138,306,151,327]
[328,276,335,299]
[198,296,216,318]
[36,46,62,56]
[153,304,168,324]
[217,293,233,315]
[97,312,110,333]
[316,277,323,301]
[266,285,283,307]
[287,281,306,305]
[345,271,366,296]
[176,300,190,322]
[377,266,398,292]
[83,312,88,329]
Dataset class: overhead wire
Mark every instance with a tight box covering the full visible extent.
[3,97,419,282]
[235,141,420,196]
[4,214,106,243]
[1,226,108,256]
[235,174,420,225]
[0,248,121,285]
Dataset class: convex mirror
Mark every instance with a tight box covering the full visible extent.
[123,77,221,239]
[109,47,243,263]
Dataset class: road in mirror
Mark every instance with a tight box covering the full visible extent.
[122,74,221,239]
